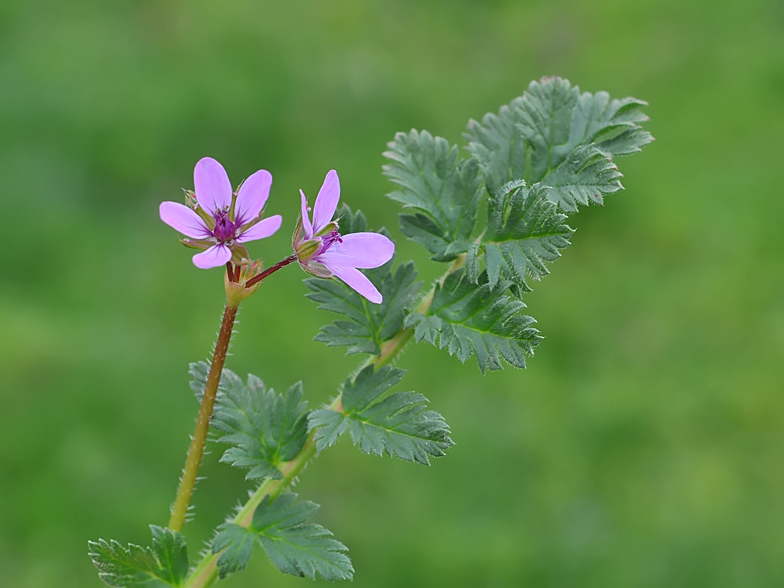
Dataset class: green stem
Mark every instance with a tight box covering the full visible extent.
[184,434,321,588]
[183,257,467,586]
[168,302,240,533]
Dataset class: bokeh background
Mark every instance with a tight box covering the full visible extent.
[2,0,783,586]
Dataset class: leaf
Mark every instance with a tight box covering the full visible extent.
[404,269,541,373]
[306,253,422,356]
[383,129,483,260]
[309,365,453,464]
[308,409,349,451]
[213,494,353,581]
[190,363,309,480]
[469,182,574,291]
[89,526,188,588]
[466,76,652,211]
[211,524,257,579]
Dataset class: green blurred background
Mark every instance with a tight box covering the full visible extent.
[2,0,783,586]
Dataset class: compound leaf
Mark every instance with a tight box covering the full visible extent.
[383,129,482,260]
[405,269,541,373]
[89,526,188,588]
[213,494,353,581]
[309,365,453,464]
[190,363,309,480]
[466,76,652,212]
[469,182,574,291]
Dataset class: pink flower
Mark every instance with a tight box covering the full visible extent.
[160,157,283,269]
[294,170,394,304]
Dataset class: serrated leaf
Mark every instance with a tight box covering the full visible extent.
[404,269,541,373]
[383,129,482,260]
[346,391,452,464]
[308,365,453,464]
[89,526,188,588]
[306,243,422,355]
[308,409,349,452]
[212,494,353,581]
[190,363,309,480]
[211,524,257,579]
[469,182,574,291]
[466,76,652,212]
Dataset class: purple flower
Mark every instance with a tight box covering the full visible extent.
[294,170,394,304]
[159,157,282,269]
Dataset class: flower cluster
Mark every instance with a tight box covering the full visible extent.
[160,159,394,303]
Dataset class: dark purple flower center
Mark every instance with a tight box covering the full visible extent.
[213,209,236,243]
[319,229,343,253]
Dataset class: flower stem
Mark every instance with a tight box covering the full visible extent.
[182,256,467,585]
[245,254,298,289]
[168,302,240,533]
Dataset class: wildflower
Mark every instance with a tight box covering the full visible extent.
[294,170,394,303]
[159,157,282,269]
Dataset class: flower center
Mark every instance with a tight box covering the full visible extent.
[213,209,236,243]
[319,229,343,253]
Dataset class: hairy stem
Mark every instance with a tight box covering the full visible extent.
[169,302,239,533]
[184,257,466,585]
[184,420,326,588]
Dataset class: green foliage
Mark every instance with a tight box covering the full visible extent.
[309,365,453,464]
[307,259,421,355]
[88,526,188,588]
[466,76,652,211]
[383,130,483,260]
[405,269,541,373]
[306,205,422,356]
[212,494,353,581]
[190,362,309,480]
[467,181,574,292]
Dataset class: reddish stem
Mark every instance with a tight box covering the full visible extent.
[245,254,298,288]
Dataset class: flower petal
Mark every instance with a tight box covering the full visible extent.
[194,157,232,213]
[192,244,232,269]
[312,169,340,233]
[235,169,272,225]
[236,215,283,243]
[159,201,211,239]
[327,265,383,303]
[318,232,395,269]
[300,190,313,239]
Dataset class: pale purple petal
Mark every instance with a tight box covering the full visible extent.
[159,201,211,239]
[327,264,383,303]
[236,215,283,243]
[192,244,232,269]
[318,232,395,269]
[300,190,313,239]
[235,169,272,225]
[312,169,340,233]
[194,157,232,213]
